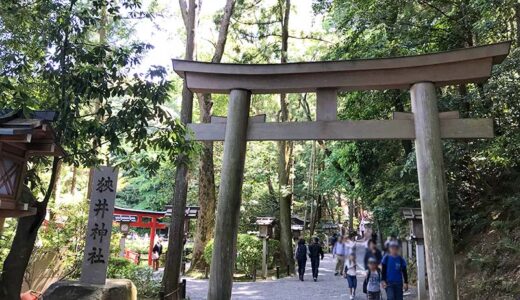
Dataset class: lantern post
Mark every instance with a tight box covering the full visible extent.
[256,217,275,279]
[402,207,427,300]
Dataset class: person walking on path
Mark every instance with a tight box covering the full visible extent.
[152,239,163,271]
[344,254,358,299]
[381,241,409,300]
[364,240,382,270]
[363,257,382,300]
[329,233,338,253]
[344,234,357,258]
[308,237,325,282]
[294,238,308,281]
[333,235,346,276]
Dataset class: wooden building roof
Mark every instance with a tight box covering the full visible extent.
[0,110,64,217]
[0,110,65,158]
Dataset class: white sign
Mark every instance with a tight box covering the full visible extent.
[80,166,118,285]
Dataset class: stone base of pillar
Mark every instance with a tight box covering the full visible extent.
[43,279,137,300]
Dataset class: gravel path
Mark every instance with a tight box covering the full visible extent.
[185,242,417,300]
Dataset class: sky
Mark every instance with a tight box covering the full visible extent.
[133,0,325,73]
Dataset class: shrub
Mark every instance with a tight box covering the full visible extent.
[107,257,160,298]
[236,234,262,277]
[203,234,266,277]
[203,239,214,265]
[267,239,280,267]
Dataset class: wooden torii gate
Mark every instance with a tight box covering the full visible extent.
[171,42,510,300]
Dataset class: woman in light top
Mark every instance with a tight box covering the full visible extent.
[344,253,358,299]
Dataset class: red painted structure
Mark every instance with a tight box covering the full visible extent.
[113,207,167,266]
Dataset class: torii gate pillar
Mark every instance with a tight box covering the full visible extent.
[208,89,251,300]
[412,82,457,300]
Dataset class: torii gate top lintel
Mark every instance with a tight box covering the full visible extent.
[173,41,510,94]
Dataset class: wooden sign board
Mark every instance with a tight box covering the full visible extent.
[80,166,119,285]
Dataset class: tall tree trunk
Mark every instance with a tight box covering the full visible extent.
[277,0,294,273]
[190,0,236,272]
[162,1,196,299]
[348,197,354,234]
[309,195,322,236]
[0,158,60,299]
[70,165,77,195]
[515,3,520,46]
[336,192,342,226]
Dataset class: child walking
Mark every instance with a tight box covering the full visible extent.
[344,254,357,299]
[363,257,381,300]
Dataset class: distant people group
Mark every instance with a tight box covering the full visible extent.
[296,232,408,300]
[295,237,324,282]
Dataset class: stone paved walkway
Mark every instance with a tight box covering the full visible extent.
[185,242,417,300]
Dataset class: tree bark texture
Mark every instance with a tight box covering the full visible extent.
[190,0,236,272]
[162,81,194,300]
[162,1,196,298]
[411,82,457,300]
[277,0,294,273]
[207,89,251,300]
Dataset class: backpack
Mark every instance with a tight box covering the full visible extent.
[363,269,381,294]
[296,244,307,260]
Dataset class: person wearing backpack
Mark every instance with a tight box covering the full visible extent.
[363,257,382,300]
[381,241,409,300]
[294,238,308,281]
[308,237,325,282]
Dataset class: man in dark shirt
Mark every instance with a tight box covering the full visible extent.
[381,241,408,300]
[308,237,325,282]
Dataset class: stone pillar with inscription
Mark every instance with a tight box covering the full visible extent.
[44,166,137,300]
[81,166,119,284]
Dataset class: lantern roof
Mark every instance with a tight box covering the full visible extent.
[0,109,65,157]
[164,205,200,219]
[291,224,304,231]
[255,217,276,226]
[401,207,423,220]
[291,215,308,225]
[319,221,339,230]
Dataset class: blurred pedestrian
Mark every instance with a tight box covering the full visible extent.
[381,241,408,300]
[333,235,346,276]
[294,238,308,281]
[363,257,382,300]
[308,237,325,281]
[344,253,358,299]
[152,239,163,271]
[364,240,382,270]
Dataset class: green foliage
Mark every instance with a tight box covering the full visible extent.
[107,257,161,298]
[203,239,214,266]
[0,0,191,188]
[0,220,16,264]
[267,239,280,267]
[204,234,265,278]
[236,234,262,277]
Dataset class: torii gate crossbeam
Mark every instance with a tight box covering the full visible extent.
[169,42,511,300]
